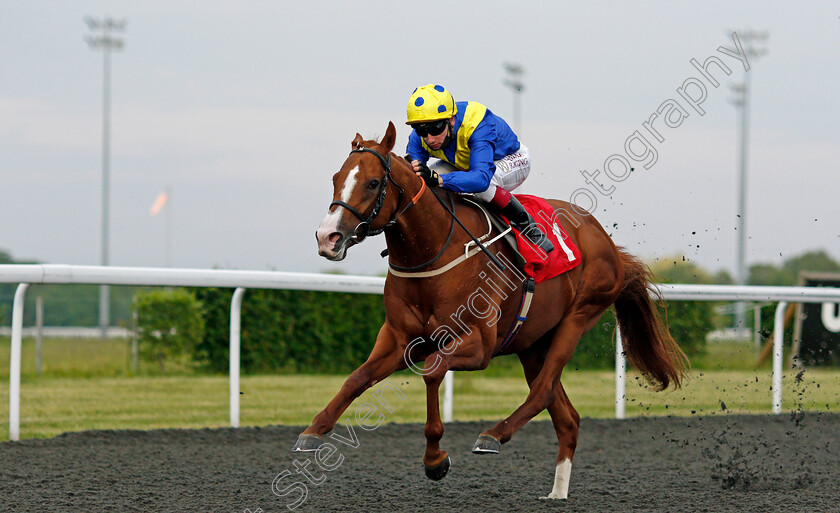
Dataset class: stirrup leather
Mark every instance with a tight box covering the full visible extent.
[501,197,554,254]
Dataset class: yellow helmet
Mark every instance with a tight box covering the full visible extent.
[406,84,457,125]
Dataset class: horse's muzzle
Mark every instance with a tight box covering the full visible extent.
[316,229,351,261]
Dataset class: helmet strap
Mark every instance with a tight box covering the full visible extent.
[442,119,454,147]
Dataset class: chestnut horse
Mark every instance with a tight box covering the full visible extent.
[300,122,687,499]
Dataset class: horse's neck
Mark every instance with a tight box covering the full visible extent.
[384,187,465,269]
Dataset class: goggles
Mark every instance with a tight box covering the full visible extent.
[414,120,448,138]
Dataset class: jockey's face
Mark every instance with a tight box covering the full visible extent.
[421,118,452,151]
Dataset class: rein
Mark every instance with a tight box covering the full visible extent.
[330,146,505,276]
[388,193,457,273]
[427,188,507,273]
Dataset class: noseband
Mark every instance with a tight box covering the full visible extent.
[329,147,403,244]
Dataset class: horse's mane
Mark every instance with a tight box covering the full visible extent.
[351,132,488,227]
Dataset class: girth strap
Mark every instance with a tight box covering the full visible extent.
[493,277,536,355]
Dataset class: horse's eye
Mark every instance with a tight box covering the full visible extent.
[367,180,380,190]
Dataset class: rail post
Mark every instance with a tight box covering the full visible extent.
[615,329,625,419]
[230,287,246,428]
[772,301,787,414]
[10,283,29,441]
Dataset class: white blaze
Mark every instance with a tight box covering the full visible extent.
[341,166,359,203]
[318,208,342,240]
[316,166,360,255]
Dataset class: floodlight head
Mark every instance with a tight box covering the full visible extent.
[84,16,100,30]
[84,35,103,48]
[103,18,128,31]
[503,62,524,75]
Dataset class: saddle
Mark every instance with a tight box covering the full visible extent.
[462,198,528,270]
[466,194,582,285]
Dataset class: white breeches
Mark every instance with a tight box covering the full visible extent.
[430,144,531,202]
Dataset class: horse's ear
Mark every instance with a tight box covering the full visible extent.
[351,133,364,149]
[379,121,397,153]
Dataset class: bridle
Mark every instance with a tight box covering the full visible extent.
[329,147,402,244]
[328,146,457,270]
[328,145,502,273]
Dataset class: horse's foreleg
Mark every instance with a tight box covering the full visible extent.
[420,331,489,480]
[421,352,449,480]
[294,322,407,451]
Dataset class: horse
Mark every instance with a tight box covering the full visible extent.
[299,121,687,499]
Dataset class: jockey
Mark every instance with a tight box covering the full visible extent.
[405,84,554,254]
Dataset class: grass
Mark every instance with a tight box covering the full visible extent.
[0,336,196,378]
[1,337,838,441]
[0,338,775,380]
[1,368,838,442]
[692,340,775,371]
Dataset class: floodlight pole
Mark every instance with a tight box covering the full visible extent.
[729,30,767,334]
[503,63,525,136]
[85,16,126,337]
[165,187,173,268]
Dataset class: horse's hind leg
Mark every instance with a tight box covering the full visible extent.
[542,383,579,499]
[517,342,580,499]
[479,313,587,448]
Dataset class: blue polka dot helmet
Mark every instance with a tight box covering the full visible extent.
[406,84,458,125]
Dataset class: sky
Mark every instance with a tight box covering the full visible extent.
[2,1,839,278]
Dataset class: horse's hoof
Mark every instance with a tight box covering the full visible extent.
[539,493,567,500]
[472,434,501,454]
[292,434,324,452]
[424,456,451,481]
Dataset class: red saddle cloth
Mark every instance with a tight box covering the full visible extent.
[507,194,582,284]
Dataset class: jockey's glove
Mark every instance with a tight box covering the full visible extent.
[416,162,441,187]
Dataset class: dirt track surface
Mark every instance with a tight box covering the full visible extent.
[1,413,838,512]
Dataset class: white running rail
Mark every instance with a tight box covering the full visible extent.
[2,265,839,440]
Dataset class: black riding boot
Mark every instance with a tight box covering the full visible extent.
[500,196,554,254]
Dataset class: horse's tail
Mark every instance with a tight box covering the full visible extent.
[613,249,688,390]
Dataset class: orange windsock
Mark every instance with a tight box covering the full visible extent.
[150,193,169,216]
